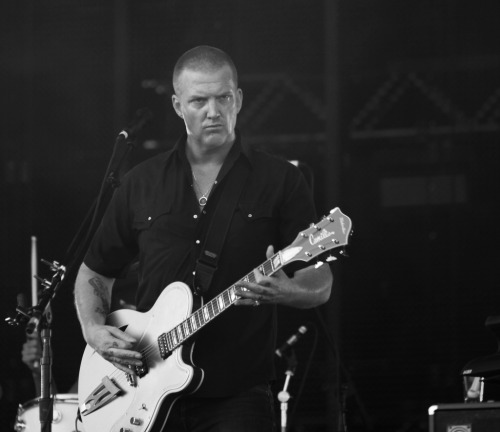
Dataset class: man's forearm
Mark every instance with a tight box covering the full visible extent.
[74,263,115,341]
[287,264,333,309]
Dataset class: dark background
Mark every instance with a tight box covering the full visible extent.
[2,1,500,431]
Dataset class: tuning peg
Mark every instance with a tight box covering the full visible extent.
[339,248,350,258]
[326,255,337,262]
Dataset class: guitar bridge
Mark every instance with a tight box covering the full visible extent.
[80,375,122,416]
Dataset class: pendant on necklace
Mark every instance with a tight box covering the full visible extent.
[199,196,208,206]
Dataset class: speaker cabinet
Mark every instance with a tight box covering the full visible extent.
[429,402,500,432]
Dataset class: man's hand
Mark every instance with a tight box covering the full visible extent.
[21,335,42,373]
[235,244,333,309]
[235,245,294,307]
[86,324,143,375]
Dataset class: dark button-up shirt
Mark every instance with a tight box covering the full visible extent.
[84,132,317,396]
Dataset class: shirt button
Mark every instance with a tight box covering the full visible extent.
[248,214,253,218]
[196,240,201,245]
[193,214,198,219]
[147,216,152,221]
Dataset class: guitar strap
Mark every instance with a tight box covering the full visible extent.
[193,161,250,295]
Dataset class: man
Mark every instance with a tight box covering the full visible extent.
[74,45,332,431]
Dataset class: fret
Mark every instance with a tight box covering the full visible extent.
[167,336,173,352]
[247,272,256,283]
[203,306,210,322]
[206,303,214,319]
[166,331,174,350]
[171,330,178,346]
[183,321,190,337]
[271,253,282,271]
[217,295,225,311]
[229,286,237,302]
[177,326,184,341]
[263,260,273,276]
[212,298,220,316]
[195,310,203,327]
[223,290,231,306]
[179,323,188,339]
[194,310,200,326]
[209,302,216,318]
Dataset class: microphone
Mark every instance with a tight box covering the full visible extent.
[117,107,153,140]
[275,325,308,357]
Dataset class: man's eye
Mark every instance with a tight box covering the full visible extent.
[218,95,232,103]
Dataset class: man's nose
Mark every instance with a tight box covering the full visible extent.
[207,99,220,118]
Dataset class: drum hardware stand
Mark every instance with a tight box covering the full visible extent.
[277,349,298,432]
[7,260,66,432]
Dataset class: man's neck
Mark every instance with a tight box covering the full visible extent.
[186,137,234,169]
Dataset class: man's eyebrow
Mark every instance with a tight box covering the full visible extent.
[188,95,207,101]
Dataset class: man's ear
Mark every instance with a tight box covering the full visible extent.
[236,88,243,114]
[172,95,183,118]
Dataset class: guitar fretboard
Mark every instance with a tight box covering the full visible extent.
[158,252,283,358]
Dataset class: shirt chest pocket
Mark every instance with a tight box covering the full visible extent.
[132,204,196,241]
[227,202,277,246]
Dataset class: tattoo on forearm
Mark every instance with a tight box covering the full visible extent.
[89,277,110,317]
[94,306,108,317]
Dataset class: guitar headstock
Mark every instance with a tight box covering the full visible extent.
[280,207,352,265]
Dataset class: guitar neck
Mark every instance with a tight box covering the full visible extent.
[158,252,284,356]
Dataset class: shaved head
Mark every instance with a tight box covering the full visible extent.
[172,45,238,95]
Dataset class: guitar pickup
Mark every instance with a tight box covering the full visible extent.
[80,375,122,416]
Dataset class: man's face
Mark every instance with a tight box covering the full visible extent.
[172,66,243,150]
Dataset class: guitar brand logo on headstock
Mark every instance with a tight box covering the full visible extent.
[309,229,335,245]
[340,217,347,235]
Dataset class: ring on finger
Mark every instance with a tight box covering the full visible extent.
[253,300,260,307]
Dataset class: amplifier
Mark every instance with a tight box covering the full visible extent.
[429,402,500,432]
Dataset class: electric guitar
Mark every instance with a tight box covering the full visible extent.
[78,207,352,432]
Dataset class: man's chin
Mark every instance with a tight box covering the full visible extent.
[202,130,234,147]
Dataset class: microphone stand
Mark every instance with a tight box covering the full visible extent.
[6,108,151,432]
[39,323,53,432]
[277,349,298,432]
[7,259,66,432]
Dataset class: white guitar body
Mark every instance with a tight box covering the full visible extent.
[78,282,203,432]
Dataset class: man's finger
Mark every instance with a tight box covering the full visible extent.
[107,326,137,344]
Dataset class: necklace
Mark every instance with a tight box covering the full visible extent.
[192,172,216,207]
